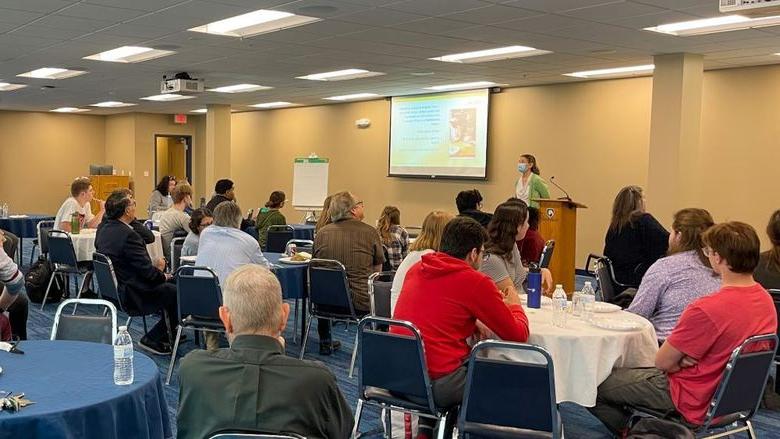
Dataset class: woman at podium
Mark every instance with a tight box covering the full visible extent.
[514,154,549,208]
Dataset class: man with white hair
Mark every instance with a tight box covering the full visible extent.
[177,264,353,439]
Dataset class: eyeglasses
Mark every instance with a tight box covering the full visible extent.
[352,201,364,208]
[480,248,489,261]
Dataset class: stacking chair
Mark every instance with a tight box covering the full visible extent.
[585,254,636,303]
[41,230,93,310]
[285,239,313,254]
[266,225,294,253]
[539,239,555,269]
[300,259,361,377]
[50,298,118,345]
[170,237,186,274]
[29,219,55,264]
[93,252,157,334]
[767,289,780,393]
[369,271,395,320]
[209,433,305,439]
[457,341,562,438]
[165,266,224,385]
[633,334,778,439]
[353,317,452,439]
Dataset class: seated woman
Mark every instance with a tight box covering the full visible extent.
[755,209,780,290]
[480,201,552,296]
[377,206,410,270]
[255,191,287,250]
[627,208,719,341]
[604,185,669,287]
[315,195,332,233]
[148,175,175,216]
[517,205,545,265]
[182,208,213,257]
[390,210,453,313]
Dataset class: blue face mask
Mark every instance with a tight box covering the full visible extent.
[517,163,528,173]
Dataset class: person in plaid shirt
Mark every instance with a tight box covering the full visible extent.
[377,206,410,270]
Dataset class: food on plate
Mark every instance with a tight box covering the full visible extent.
[290,252,312,262]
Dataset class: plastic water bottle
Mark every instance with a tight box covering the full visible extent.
[551,284,568,328]
[0,202,7,218]
[527,263,542,309]
[114,326,134,385]
[571,289,583,317]
[581,281,597,322]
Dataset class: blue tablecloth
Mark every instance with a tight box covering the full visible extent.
[289,224,315,241]
[266,252,308,300]
[0,215,54,238]
[0,340,171,439]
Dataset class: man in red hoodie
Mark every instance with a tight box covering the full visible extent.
[392,216,530,438]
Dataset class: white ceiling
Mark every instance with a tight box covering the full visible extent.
[0,0,778,114]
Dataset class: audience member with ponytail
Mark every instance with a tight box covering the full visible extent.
[754,209,780,290]
[255,191,287,249]
[377,205,409,270]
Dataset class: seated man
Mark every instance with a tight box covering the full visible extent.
[177,264,353,439]
[157,183,193,260]
[204,179,235,213]
[95,189,177,355]
[392,216,529,438]
[589,221,777,435]
[54,177,104,231]
[313,191,384,354]
[455,189,492,228]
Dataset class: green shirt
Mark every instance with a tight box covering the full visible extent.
[515,173,550,208]
[177,335,354,439]
[255,208,287,249]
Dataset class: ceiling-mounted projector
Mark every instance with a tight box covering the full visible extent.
[161,72,204,94]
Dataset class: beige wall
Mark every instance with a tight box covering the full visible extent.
[104,113,135,175]
[0,111,105,215]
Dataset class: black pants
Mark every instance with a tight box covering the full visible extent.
[316,305,368,343]
[7,294,28,340]
[126,282,178,344]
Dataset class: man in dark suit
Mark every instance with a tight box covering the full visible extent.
[95,189,177,355]
[177,264,354,439]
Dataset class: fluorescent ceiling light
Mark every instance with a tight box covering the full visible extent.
[324,93,380,101]
[0,82,26,91]
[51,107,90,113]
[208,83,271,93]
[250,101,295,108]
[430,45,552,63]
[140,94,196,102]
[424,81,498,91]
[645,14,780,36]
[564,64,655,78]
[189,9,321,38]
[297,69,385,81]
[190,108,208,113]
[18,67,87,79]
[84,46,175,63]
[90,101,137,108]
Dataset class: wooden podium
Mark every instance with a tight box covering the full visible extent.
[535,198,587,294]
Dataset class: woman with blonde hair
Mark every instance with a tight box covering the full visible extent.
[315,195,332,233]
[390,210,454,312]
[377,206,409,270]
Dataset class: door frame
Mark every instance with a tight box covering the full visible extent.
[154,134,193,184]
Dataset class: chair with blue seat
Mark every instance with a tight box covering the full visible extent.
[352,316,453,439]
[41,230,93,309]
[266,225,294,253]
[457,340,563,438]
[165,265,224,385]
[633,333,778,439]
[585,254,637,303]
[93,252,159,334]
[769,289,780,393]
[50,298,118,345]
[368,271,395,320]
[300,258,362,377]
[170,236,186,274]
[29,219,55,264]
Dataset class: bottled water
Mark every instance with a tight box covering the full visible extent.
[571,289,583,317]
[114,326,134,385]
[581,281,597,322]
[0,203,7,218]
[551,284,568,328]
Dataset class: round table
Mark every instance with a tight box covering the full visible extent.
[289,224,315,241]
[0,214,55,263]
[0,340,171,439]
[70,229,164,262]
[490,304,658,407]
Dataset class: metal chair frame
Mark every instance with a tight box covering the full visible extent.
[92,252,155,334]
[282,239,314,343]
[368,271,395,320]
[585,253,637,302]
[209,433,305,439]
[50,298,118,345]
[170,236,186,274]
[41,230,92,310]
[539,239,555,269]
[266,225,295,253]
[30,219,55,264]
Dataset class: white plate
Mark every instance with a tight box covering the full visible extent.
[592,302,621,313]
[591,318,642,332]
[278,257,310,265]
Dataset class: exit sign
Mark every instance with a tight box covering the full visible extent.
[173,114,187,124]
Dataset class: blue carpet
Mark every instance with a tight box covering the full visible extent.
[18,239,780,438]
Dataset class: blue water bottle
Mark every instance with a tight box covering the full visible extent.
[527,263,542,309]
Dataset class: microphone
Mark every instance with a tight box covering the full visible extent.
[549,176,572,201]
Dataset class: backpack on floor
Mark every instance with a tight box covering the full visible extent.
[25,258,64,304]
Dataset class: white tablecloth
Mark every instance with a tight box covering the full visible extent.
[70,229,164,263]
[489,305,658,407]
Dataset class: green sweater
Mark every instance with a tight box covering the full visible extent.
[515,173,550,208]
[255,208,286,248]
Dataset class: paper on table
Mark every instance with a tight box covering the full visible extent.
[8,215,28,218]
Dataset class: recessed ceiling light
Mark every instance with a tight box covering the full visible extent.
[189,9,321,38]
[208,83,271,93]
[140,94,196,102]
[424,81,499,91]
[0,82,26,91]
[644,14,780,36]
[190,108,208,113]
[18,67,87,79]
[250,101,296,108]
[297,69,385,81]
[324,93,380,101]
[51,107,90,113]
[90,101,137,108]
[564,64,655,78]
[84,46,175,63]
[430,45,552,63]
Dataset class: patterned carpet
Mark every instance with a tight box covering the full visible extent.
[16,239,780,438]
